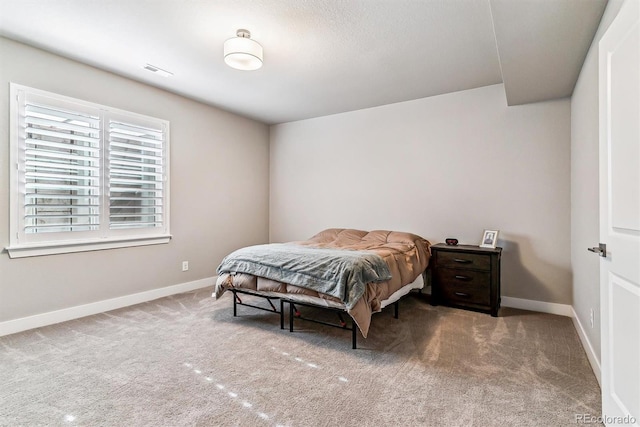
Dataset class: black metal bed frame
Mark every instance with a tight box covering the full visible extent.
[286,299,399,349]
[231,288,285,329]
[230,288,400,349]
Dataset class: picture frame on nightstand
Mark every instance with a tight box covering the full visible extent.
[480,229,499,248]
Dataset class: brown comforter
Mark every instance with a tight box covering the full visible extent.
[215,229,431,337]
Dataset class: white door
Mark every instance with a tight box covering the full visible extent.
[599,0,640,425]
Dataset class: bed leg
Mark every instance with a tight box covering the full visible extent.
[280,299,284,329]
[394,301,399,319]
[232,291,237,317]
[337,312,347,328]
[289,301,294,332]
[352,319,357,349]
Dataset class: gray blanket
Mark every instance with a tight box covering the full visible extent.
[216,243,392,309]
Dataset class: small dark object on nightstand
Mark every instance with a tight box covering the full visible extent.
[445,238,458,246]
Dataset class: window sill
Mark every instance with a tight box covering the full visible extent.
[5,235,172,258]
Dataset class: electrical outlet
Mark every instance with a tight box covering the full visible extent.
[590,308,594,328]
[182,261,189,272]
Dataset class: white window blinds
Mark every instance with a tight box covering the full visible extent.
[24,103,101,234]
[108,120,165,230]
[9,83,170,257]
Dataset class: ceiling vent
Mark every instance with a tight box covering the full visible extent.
[143,64,173,77]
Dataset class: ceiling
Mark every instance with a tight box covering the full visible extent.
[0,0,607,125]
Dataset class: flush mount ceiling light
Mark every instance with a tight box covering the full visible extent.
[224,29,263,71]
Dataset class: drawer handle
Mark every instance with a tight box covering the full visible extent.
[455,275,472,281]
[454,292,470,297]
[453,258,472,264]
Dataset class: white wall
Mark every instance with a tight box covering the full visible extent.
[571,0,625,371]
[0,37,270,322]
[270,84,572,304]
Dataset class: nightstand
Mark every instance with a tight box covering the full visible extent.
[430,243,502,316]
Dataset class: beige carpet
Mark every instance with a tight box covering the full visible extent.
[0,288,601,426]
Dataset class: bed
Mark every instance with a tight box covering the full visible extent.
[213,228,431,347]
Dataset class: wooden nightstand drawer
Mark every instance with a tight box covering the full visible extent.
[436,269,491,305]
[436,250,491,271]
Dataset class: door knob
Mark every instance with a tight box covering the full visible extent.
[588,243,607,257]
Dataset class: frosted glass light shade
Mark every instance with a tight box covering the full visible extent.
[224,31,263,71]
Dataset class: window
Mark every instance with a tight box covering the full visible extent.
[8,83,170,258]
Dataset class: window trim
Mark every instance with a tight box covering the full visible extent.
[6,83,171,258]
[6,235,172,259]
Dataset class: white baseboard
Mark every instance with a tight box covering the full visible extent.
[571,307,602,385]
[0,276,216,337]
[501,296,573,317]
